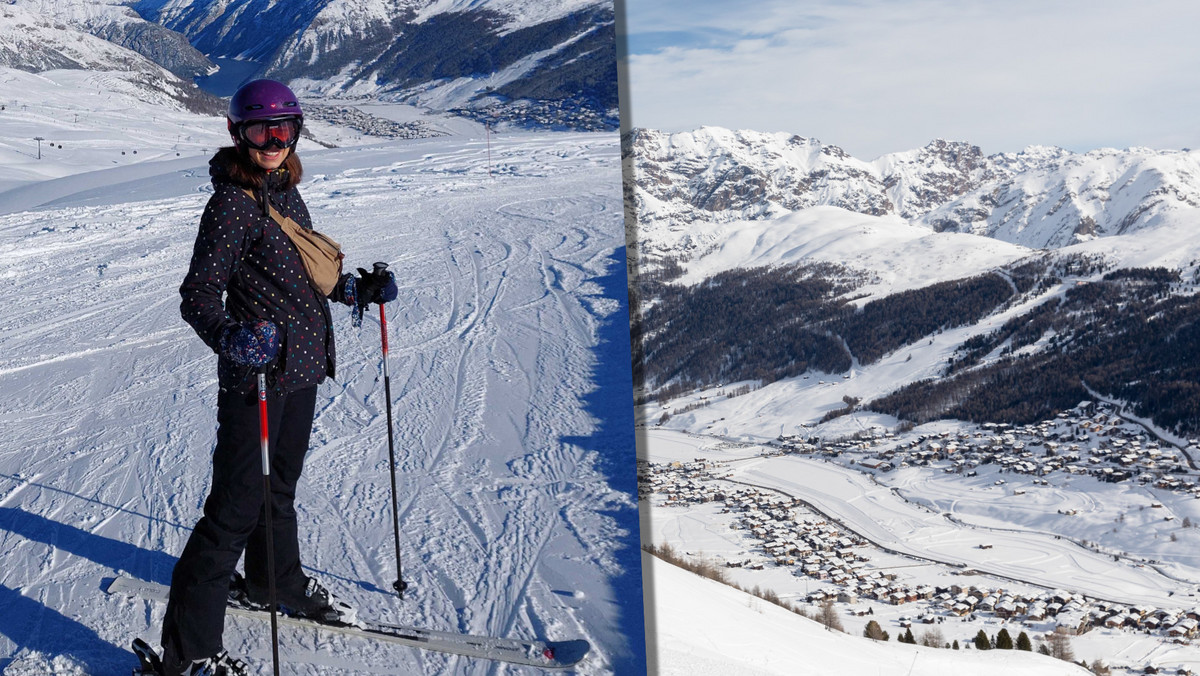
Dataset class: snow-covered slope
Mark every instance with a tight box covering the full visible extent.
[0,4,218,117]
[633,199,1200,436]
[0,66,227,188]
[673,206,1032,299]
[660,205,1200,303]
[0,2,153,73]
[626,126,1200,255]
[645,552,1089,676]
[4,0,213,78]
[0,86,641,674]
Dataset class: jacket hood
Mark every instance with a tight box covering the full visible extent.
[209,147,294,215]
[209,147,246,187]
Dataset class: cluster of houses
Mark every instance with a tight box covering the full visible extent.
[736,504,867,577]
[639,454,1200,644]
[450,99,618,132]
[637,457,733,503]
[304,104,436,140]
[776,402,1200,499]
[832,581,1200,642]
[1090,603,1200,638]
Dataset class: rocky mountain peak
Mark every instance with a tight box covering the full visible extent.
[6,0,213,78]
[627,125,1200,256]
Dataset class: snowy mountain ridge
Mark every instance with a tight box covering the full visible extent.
[0,0,615,129]
[0,2,219,117]
[133,0,617,129]
[4,0,213,78]
[626,126,1200,257]
[0,2,155,73]
[627,128,1200,441]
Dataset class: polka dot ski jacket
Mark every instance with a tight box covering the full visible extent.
[180,151,354,395]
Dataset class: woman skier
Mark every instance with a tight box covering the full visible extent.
[161,79,396,676]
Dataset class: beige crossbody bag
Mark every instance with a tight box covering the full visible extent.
[244,189,344,296]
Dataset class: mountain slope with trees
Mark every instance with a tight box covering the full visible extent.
[627,127,1200,437]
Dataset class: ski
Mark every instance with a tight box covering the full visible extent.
[106,576,590,670]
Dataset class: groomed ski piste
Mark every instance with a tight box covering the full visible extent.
[0,68,643,675]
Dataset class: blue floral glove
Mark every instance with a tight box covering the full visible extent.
[219,320,280,367]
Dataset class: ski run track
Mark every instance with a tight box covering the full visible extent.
[0,129,643,675]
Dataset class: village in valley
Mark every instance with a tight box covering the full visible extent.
[640,400,1200,672]
[779,401,1198,497]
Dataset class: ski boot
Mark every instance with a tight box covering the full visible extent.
[233,571,362,627]
[133,639,249,676]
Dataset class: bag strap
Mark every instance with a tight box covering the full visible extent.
[240,188,344,299]
[243,188,303,235]
[243,189,342,254]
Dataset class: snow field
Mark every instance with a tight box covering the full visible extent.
[0,69,229,186]
[0,116,642,674]
[673,206,1031,298]
[889,464,1200,574]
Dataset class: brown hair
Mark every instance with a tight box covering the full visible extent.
[214,146,304,190]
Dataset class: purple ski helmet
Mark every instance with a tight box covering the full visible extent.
[227,79,304,147]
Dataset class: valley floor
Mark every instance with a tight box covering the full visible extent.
[642,427,1200,675]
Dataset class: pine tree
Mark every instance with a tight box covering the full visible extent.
[952,639,960,650]
[1016,631,1032,651]
[974,629,990,650]
[903,627,915,644]
[995,628,1014,650]
[863,620,886,641]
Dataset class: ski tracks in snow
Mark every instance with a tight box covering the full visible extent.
[0,131,637,675]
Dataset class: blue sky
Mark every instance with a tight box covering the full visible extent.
[618,0,1200,158]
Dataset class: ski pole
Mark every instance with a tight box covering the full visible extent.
[374,261,409,597]
[258,371,282,676]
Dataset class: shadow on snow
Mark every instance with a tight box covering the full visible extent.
[558,246,646,674]
[0,503,169,673]
[0,582,132,674]
[0,506,178,586]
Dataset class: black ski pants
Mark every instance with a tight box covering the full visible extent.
[161,384,317,669]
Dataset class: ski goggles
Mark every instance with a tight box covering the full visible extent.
[239,117,302,151]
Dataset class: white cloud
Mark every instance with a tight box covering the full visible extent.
[622,0,1200,157]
